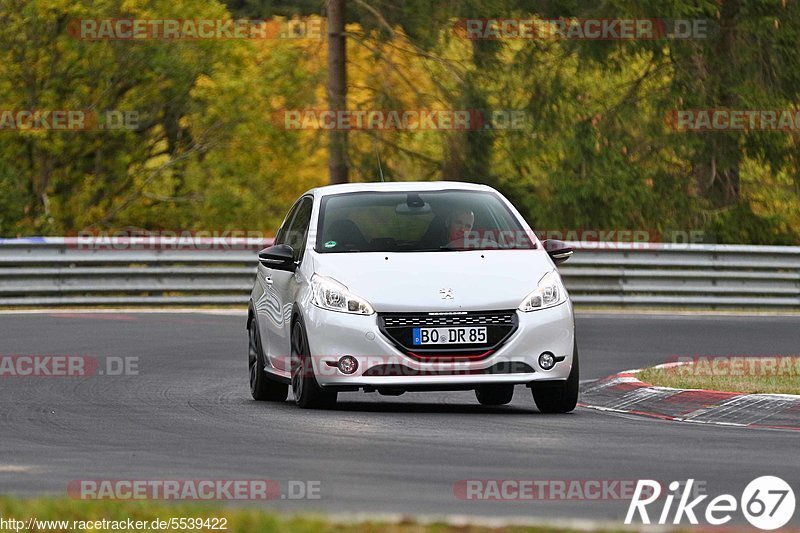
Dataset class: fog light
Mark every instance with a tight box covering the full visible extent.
[337,355,358,375]
[538,352,556,371]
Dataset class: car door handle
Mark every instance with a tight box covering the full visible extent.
[265,277,273,285]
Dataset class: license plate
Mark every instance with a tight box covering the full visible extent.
[412,327,487,345]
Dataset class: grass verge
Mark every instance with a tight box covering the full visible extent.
[0,496,630,533]
[637,356,800,395]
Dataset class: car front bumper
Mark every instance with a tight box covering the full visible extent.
[299,301,575,390]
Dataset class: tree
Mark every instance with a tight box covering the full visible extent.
[327,0,349,184]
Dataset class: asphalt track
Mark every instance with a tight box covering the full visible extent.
[1,311,798,525]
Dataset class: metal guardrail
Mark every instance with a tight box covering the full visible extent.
[0,237,261,307]
[0,238,798,307]
[561,242,800,307]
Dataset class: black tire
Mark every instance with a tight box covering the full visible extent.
[291,320,337,409]
[475,384,514,406]
[531,340,579,413]
[248,317,288,402]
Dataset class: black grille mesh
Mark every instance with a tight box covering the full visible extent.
[381,311,516,328]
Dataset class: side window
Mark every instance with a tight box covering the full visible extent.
[274,201,301,245]
[284,197,313,262]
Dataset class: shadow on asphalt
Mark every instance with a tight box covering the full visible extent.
[330,401,542,414]
[236,390,580,415]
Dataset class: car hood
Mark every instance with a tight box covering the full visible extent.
[311,249,556,312]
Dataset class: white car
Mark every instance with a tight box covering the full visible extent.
[247,181,578,411]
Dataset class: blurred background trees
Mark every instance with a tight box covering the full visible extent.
[0,0,798,243]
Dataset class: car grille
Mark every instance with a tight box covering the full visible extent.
[381,311,516,328]
[378,310,518,360]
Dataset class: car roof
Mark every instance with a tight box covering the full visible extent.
[307,181,496,198]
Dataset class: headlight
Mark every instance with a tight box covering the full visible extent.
[310,274,375,315]
[518,270,567,312]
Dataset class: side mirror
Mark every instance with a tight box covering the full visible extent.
[542,239,573,265]
[258,244,296,272]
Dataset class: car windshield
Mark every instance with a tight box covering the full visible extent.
[316,190,536,253]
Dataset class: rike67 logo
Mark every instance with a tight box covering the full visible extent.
[626,477,795,530]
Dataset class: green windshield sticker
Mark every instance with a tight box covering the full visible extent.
[324,240,337,248]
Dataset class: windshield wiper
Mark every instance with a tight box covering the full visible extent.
[411,246,463,251]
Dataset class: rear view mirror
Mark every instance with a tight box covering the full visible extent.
[395,203,432,215]
[542,239,573,265]
[395,192,432,215]
[258,244,296,272]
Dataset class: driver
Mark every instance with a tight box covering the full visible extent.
[444,208,475,248]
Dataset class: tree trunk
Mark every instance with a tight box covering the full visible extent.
[705,0,741,206]
[327,0,348,184]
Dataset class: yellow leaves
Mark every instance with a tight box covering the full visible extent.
[193,74,215,91]
[740,157,800,230]
[120,0,230,21]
